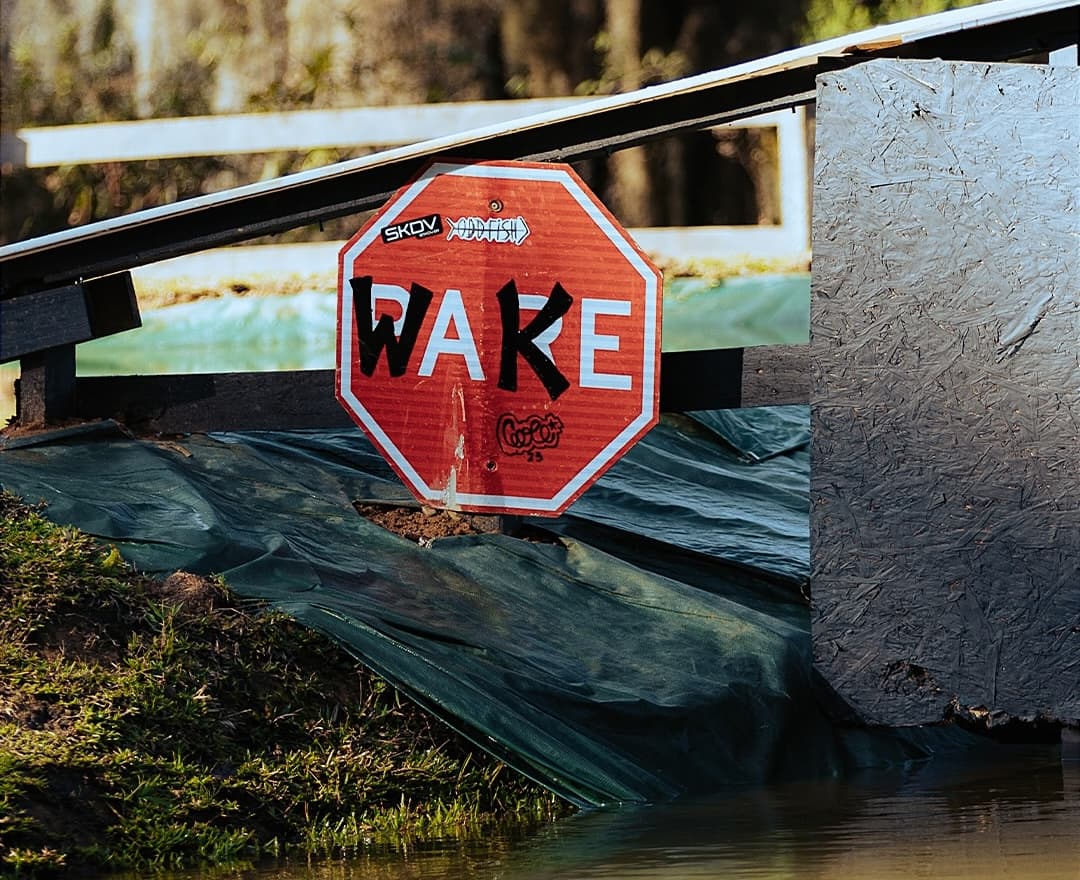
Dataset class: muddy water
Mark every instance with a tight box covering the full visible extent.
[168,745,1077,880]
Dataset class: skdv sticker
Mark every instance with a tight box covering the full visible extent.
[381,214,443,244]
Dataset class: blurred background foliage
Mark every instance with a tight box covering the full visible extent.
[0,0,979,244]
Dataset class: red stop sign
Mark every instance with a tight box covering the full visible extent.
[336,158,661,516]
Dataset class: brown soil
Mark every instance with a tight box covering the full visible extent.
[0,417,124,441]
[150,571,225,613]
[354,503,562,546]
[354,503,502,543]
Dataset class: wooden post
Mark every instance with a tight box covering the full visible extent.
[16,345,76,427]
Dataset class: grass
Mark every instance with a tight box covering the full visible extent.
[0,492,570,877]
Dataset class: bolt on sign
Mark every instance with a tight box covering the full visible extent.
[336,158,662,516]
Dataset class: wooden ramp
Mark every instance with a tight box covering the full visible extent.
[1,0,1074,291]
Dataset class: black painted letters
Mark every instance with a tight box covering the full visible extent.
[496,280,573,400]
[350,275,432,377]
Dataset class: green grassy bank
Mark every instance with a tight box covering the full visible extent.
[0,493,569,876]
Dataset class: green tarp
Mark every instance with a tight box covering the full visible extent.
[0,409,982,807]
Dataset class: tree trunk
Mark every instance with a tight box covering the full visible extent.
[603,0,652,226]
[500,0,596,96]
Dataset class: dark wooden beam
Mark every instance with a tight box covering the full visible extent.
[743,344,809,406]
[70,346,808,434]
[84,272,141,338]
[1,283,89,363]
[74,370,352,434]
[659,349,743,411]
[1,272,140,363]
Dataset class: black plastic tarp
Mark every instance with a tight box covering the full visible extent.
[0,410,984,807]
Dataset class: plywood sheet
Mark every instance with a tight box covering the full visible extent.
[810,59,1079,726]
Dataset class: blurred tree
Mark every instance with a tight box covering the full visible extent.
[10,0,932,241]
[586,0,804,227]
[802,0,984,41]
[603,0,651,226]
[500,0,601,97]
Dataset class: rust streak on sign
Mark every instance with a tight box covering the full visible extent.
[336,159,662,516]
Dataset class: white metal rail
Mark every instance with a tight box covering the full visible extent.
[1,103,810,261]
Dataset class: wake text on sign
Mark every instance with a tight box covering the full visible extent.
[349,275,634,402]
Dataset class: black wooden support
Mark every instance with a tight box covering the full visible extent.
[70,345,807,434]
[1,272,140,363]
[655,345,810,413]
[1,285,91,362]
[75,370,353,433]
[3,272,140,427]
[15,346,76,427]
[659,349,743,411]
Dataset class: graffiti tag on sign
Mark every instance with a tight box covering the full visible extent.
[446,216,530,245]
[497,412,564,462]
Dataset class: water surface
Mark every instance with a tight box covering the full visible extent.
[73,274,809,375]
[163,746,1078,880]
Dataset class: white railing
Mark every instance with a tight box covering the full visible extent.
[1,99,810,261]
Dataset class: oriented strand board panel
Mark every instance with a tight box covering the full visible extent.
[810,59,1079,727]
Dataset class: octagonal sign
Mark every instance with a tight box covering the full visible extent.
[336,158,662,516]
